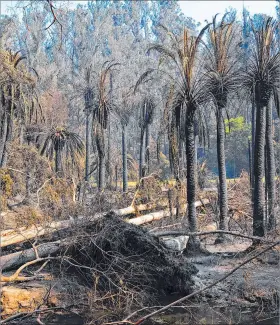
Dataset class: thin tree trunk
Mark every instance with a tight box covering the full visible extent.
[184,113,200,250]
[139,129,145,179]
[145,123,150,174]
[1,112,13,168]
[106,118,112,188]
[115,165,118,191]
[266,100,276,230]
[98,154,105,190]
[0,112,8,167]
[55,148,63,177]
[253,102,266,238]
[25,171,31,203]
[251,97,256,198]
[122,125,128,192]
[248,139,252,186]
[85,112,90,182]
[156,135,161,164]
[264,144,268,227]
[215,109,228,243]
[19,120,25,146]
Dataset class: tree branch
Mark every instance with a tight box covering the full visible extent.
[151,230,273,243]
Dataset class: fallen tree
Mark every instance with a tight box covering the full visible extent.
[0,240,62,271]
[0,202,162,248]
[128,199,209,226]
[1,200,210,248]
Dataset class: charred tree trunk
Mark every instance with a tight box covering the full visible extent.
[156,134,161,164]
[98,154,105,190]
[145,123,151,174]
[215,108,228,244]
[122,125,128,192]
[55,147,63,178]
[85,111,91,182]
[251,96,256,199]
[95,123,105,190]
[25,171,31,203]
[0,112,8,167]
[266,100,276,230]
[253,100,266,238]
[184,113,200,251]
[106,118,112,188]
[139,128,145,179]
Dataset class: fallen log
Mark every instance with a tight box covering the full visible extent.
[0,241,62,271]
[0,202,161,248]
[0,199,209,248]
[1,199,210,271]
[127,199,209,226]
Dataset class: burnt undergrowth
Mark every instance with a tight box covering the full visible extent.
[59,212,197,307]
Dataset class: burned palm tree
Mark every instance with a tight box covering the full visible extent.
[204,14,241,242]
[138,96,155,178]
[242,17,280,237]
[92,60,119,189]
[84,67,94,182]
[135,24,210,250]
[0,50,40,166]
[115,90,135,192]
[40,127,84,177]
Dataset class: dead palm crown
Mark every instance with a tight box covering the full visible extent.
[40,127,84,176]
[0,50,42,167]
[242,17,280,237]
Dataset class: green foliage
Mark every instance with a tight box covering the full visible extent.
[225,116,249,134]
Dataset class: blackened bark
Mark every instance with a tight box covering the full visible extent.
[106,118,112,188]
[266,101,276,230]
[184,115,196,230]
[85,112,90,181]
[215,108,228,243]
[139,128,145,179]
[251,98,256,199]
[55,147,63,177]
[184,113,201,251]
[253,102,266,238]
[122,125,128,192]
[145,123,151,174]
[99,154,105,190]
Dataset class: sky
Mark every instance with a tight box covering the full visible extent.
[179,1,277,23]
[0,1,278,23]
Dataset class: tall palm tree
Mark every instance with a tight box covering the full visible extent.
[84,67,94,182]
[203,14,241,243]
[135,24,210,250]
[40,127,84,177]
[138,96,155,178]
[92,60,120,189]
[115,91,134,192]
[0,50,39,167]
[243,17,280,238]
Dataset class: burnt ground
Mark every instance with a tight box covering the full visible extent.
[158,238,280,325]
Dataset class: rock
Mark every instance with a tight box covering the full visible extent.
[160,235,189,251]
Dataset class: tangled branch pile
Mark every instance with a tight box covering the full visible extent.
[62,212,197,316]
